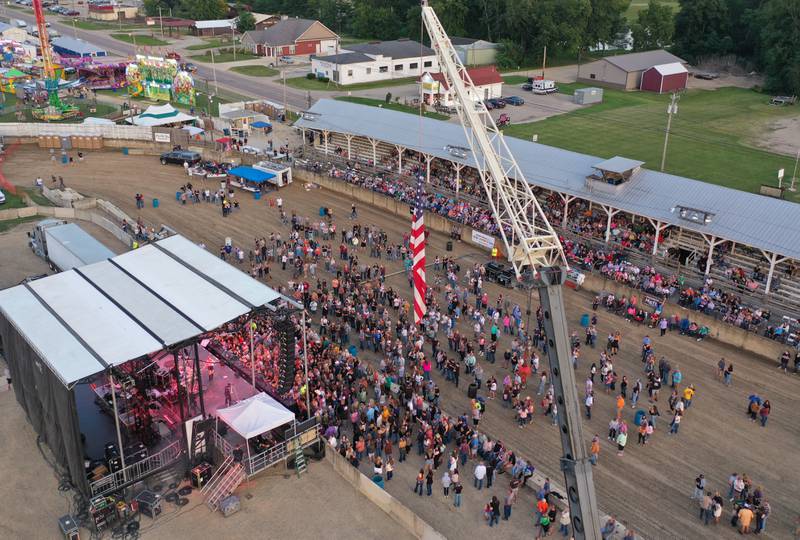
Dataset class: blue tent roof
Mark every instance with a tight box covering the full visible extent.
[251,121,272,128]
[228,166,275,184]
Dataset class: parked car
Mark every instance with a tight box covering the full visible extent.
[0,188,6,205]
[483,99,495,110]
[180,62,197,73]
[521,83,533,91]
[65,10,80,16]
[160,150,201,166]
[694,72,719,80]
[503,96,525,106]
[488,98,506,108]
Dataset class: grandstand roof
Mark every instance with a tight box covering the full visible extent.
[296,99,800,260]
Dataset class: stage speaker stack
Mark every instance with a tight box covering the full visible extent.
[134,491,162,520]
[276,317,296,394]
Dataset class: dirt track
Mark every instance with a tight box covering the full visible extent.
[3,146,800,539]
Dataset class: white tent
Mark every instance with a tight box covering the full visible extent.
[127,103,198,127]
[182,125,204,136]
[217,392,295,440]
[82,117,115,125]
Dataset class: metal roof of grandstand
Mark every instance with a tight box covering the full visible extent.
[296,99,800,260]
[0,235,291,386]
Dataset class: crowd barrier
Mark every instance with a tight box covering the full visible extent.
[325,443,447,540]
[0,123,153,141]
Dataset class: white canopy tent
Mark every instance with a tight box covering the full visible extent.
[217,392,295,440]
[127,103,198,127]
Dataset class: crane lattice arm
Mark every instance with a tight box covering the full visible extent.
[420,3,564,278]
[420,3,603,539]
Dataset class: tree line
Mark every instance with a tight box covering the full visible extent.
[143,0,798,94]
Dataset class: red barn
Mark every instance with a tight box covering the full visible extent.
[640,63,688,94]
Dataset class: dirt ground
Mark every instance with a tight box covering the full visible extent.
[2,147,800,539]
[0,220,127,288]
[757,116,800,157]
[0,388,413,540]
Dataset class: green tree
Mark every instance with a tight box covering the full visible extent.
[631,0,675,51]
[433,0,469,37]
[180,0,228,20]
[673,0,733,61]
[237,11,256,32]
[495,38,526,68]
[505,0,591,56]
[725,0,764,59]
[143,0,178,17]
[758,0,800,94]
[585,0,631,49]
[352,2,401,40]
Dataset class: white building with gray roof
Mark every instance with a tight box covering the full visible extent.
[310,39,438,85]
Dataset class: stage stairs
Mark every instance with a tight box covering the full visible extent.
[202,455,246,512]
[294,444,307,478]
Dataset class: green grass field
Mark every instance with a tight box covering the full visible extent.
[504,84,800,202]
[502,75,529,85]
[185,38,232,51]
[111,33,171,46]
[335,96,448,121]
[70,20,144,31]
[285,76,418,92]
[625,0,680,20]
[0,102,116,123]
[230,65,278,77]
[189,51,258,63]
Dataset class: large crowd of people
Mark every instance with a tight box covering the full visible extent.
[196,191,788,537]
[295,154,800,344]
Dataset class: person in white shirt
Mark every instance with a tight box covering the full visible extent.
[474,462,487,490]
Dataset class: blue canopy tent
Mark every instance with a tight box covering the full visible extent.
[251,121,272,129]
[227,166,276,194]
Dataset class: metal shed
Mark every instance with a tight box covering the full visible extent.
[574,87,603,105]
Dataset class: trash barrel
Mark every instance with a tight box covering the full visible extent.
[319,207,326,217]
[634,409,647,426]
[176,191,182,201]
[446,240,453,252]
[254,191,261,200]
[153,198,159,208]
[580,313,590,328]
[468,383,478,399]
[122,147,129,155]
[61,154,68,164]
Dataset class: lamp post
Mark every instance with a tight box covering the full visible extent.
[158,6,164,39]
[72,19,77,39]
[129,32,137,53]
[232,25,236,62]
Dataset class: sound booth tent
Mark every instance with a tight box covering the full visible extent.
[0,235,293,497]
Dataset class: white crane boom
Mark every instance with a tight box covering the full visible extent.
[420,3,603,539]
[420,4,565,277]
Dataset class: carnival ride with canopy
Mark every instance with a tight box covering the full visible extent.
[31,0,79,120]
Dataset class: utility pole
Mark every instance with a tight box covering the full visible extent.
[130,32,137,53]
[541,45,547,79]
[158,6,164,39]
[210,47,219,96]
[72,18,77,39]
[282,69,287,111]
[660,93,679,172]
[232,25,236,62]
[790,148,799,192]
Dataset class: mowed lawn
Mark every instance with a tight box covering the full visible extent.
[625,0,679,20]
[504,85,800,202]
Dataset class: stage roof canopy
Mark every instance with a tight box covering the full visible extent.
[0,235,287,387]
[217,392,295,439]
[228,166,276,184]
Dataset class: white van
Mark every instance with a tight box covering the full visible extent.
[532,79,558,95]
[15,19,27,28]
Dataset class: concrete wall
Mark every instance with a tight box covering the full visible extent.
[325,444,446,540]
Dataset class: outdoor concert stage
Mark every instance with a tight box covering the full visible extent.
[0,234,302,500]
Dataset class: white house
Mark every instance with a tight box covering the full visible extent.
[310,39,438,85]
[420,65,503,105]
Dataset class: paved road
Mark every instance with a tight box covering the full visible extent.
[12,10,312,109]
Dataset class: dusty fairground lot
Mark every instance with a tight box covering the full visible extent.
[0,388,414,540]
[0,220,127,288]
[2,146,800,538]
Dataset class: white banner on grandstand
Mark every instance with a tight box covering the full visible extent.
[471,230,496,250]
[154,132,171,143]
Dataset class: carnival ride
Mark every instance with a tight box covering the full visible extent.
[420,2,602,538]
[31,0,79,120]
